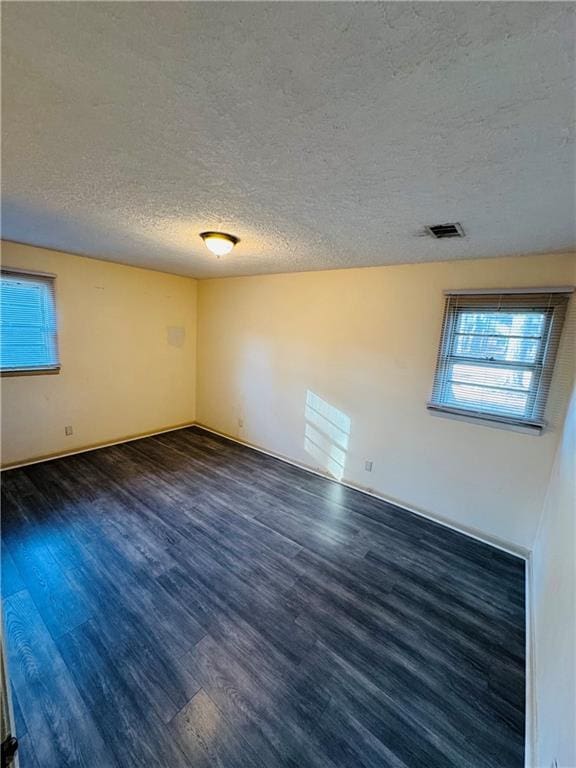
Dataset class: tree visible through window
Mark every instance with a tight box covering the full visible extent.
[429,292,570,429]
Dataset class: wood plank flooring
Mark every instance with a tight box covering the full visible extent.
[1,426,525,767]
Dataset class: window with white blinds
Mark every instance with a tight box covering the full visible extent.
[428,289,572,430]
[1,269,60,375]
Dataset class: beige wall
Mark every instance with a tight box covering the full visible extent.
[1,242,197,466]
[2,243,573,552]
[3,241,574,759]
[531,379,576,768]
[197,252,576,551]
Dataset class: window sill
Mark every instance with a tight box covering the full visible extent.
[426,403,544,435]
[1,367,61,378]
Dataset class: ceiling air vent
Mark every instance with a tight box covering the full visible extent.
[427,223,465,239]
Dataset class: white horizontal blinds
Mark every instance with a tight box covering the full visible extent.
[0,270,60,372]
[430,291,571,428]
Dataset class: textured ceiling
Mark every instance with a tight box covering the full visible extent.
[2,2,575,278]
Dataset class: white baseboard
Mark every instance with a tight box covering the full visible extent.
[0,422,196,471]
[3,419,530,559]
[194,421,535,766]
[3,419,534,764]
[193,422,529,560]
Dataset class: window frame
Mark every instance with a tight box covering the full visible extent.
[0,267,61,377]
[428,290,571,432]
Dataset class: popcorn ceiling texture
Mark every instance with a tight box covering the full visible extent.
[2,2,574,278]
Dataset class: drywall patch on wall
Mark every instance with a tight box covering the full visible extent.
[167,326,186,348]
[197,251,576,549]
[1,241,198,466]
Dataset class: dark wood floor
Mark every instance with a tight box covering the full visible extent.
[1,427,525,768]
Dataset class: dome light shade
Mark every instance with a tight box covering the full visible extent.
[200,231,239,257]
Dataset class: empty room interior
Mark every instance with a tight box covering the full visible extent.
[1,3,575,768]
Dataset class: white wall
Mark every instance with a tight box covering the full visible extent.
[1,242,198,466]
[197,252,576,551]
[531,378,576,768]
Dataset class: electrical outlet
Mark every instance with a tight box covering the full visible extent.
[364,460,373,472]
[64,425,73,436]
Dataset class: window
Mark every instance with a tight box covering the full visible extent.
[428,289,571,431]
[1,269,60,376]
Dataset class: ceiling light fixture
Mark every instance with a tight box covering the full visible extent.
[200,231,239,257]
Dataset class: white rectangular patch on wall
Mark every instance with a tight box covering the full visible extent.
[167,326,186,348]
